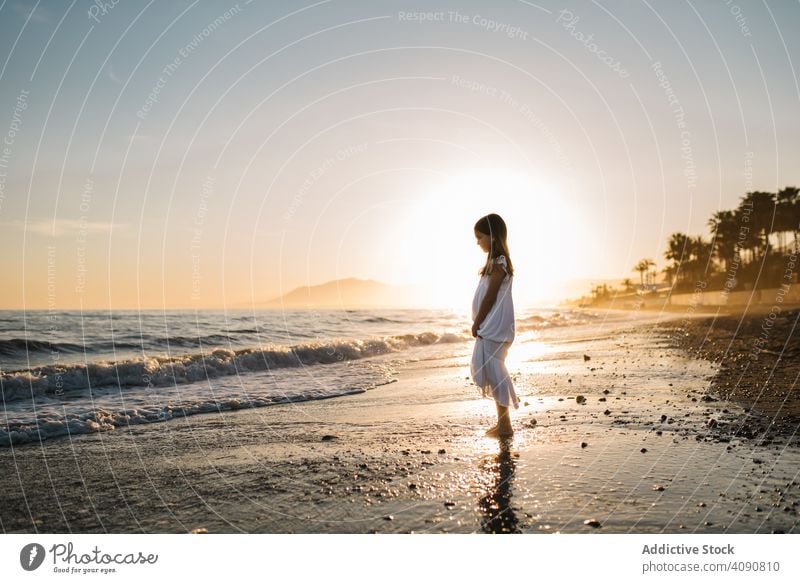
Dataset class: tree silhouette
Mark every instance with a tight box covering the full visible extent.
[664,233,690,285]
[634,258,655,289]
[739,191,776,261]
[691,236,714,282]
[589,186,799,303]
[776,186,799,253]
[708,210,738,273]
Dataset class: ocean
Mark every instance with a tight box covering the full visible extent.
[0,307,601,446]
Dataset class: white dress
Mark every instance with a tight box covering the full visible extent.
[470,255,519,409]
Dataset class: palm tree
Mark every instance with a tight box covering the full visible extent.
[708,210,738,273]
[691,236,714,281]
[662,264,677,287]
[664,233,691,285]
[739,191,776,261]
[621,278,635,292]
[776,186,799,253]
[792,187,800,252]
[634,258,655,289]
[730,206,759,265]
[658,185,800,293]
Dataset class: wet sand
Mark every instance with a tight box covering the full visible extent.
[643,307,800,445]
[1,310,798,534]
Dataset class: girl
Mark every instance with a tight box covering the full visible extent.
[470,213,519,438]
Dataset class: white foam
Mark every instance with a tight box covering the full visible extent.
[0,356,399,446]
[0,331,466,404]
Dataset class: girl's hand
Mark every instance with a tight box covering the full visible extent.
[471,321,481,338]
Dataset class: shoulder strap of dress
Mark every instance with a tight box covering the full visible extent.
[494,255,509,275]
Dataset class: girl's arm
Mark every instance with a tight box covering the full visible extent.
[473,266,507,331]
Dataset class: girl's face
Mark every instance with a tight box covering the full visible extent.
[474,229,491,253]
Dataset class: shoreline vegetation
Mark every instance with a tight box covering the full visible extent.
[569,186,799,308]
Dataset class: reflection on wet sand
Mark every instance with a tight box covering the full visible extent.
[478,437,521,533]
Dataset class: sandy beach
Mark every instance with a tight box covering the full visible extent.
[1,309,798,534]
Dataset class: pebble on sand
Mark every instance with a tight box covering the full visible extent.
[640,448,648,453]
[583,354,591,361]
[576,395,587,404]
[190,528,208,534]
[321,435,337,441]
[581,442,588,448]
[583,519,601,528]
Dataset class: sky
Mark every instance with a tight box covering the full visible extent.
[0,0,798,310]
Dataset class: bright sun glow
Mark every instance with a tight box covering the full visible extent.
[388,168,590,310]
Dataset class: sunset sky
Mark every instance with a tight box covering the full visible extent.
[1,0,798,310]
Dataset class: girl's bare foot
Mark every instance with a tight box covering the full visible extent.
[485,425,513,438]
[488,401,513,438]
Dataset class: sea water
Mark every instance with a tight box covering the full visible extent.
[0,307,609,446]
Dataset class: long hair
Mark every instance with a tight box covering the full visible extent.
[475,213,515,277]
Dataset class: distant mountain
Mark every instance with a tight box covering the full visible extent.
[253,277,423,309]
